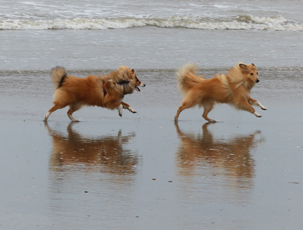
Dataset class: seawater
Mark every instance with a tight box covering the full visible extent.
[1,0,303,72]
[1,0,303,31]
[1,1,303,230]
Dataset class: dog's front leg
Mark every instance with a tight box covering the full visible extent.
[239,100,262,118]
[248,97,267,110]
[117,104,123,117]
[121,101,137,113]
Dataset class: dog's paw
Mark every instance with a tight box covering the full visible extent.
[44,112,50,121]
[70,118,80,122]
[257,101,267,110]
[254,112,262,118]
[68,114,80,122]
[128,107,137,113]
[118,104,123,117]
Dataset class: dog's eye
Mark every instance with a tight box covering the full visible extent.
[250,73,254,75]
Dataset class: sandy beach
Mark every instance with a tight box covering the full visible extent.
[1,0,303,229]
[1,68,303,229]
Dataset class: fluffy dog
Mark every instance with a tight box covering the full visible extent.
[44,66,145,122]
[174,62,267,122]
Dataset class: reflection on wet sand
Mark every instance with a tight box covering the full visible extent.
[175,122,264,187]
[45,122,138,175]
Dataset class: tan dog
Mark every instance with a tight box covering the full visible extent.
[44,66,145,122]
[174,62,267,122]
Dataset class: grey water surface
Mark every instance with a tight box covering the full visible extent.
[1,0,303,229]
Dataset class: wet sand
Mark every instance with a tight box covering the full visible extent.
[1,69,303,229]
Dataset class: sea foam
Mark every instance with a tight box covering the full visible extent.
[0,15,302,31]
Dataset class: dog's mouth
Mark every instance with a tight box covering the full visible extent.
[135,83,146,92]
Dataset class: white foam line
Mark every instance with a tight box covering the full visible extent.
[0,15,302,31]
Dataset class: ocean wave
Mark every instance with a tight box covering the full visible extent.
[0,15,302,31]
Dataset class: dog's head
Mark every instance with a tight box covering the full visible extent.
[117,66,146,92]
[130,68,146,92]
[238,63,259,87]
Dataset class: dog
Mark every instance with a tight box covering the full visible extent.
[174,62,267,122]
[44,66,145,122]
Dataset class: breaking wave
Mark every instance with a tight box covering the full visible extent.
[0,15,302,31]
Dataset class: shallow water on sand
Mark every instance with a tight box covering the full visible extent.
[1,28,303,71]
[1,0,303,228]
[1,69,303,229]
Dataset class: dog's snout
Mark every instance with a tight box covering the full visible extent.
[256,79,259,83]
[141,83,146,87]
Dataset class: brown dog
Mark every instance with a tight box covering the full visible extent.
[174,62,267,122]
[44,66,145,121]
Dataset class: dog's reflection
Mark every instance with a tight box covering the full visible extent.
[175,122,264,180]
[45,122,138,175]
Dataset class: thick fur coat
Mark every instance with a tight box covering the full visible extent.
[174,62,267,122]
[44,66,145,122]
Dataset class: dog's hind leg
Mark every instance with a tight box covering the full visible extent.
[174,100,196,121]
[44,111,52,121]
[202,103,216,122]
[174,105,185,121]
[121,101,137,113]
[67,103,82,122]
[44,102,67,121]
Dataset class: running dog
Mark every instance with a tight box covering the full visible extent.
[44,66,145,121]
[174,62,267,122]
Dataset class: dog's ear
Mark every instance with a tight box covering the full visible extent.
[251,63,255,66]
[131,69,135,73]
[239,63,248,71]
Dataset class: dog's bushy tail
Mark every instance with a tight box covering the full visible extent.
[177,63,204,94]
[50,66,67,89]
